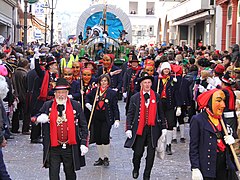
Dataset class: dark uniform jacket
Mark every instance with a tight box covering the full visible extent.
[157,76,180,109]
[69,80,80,101]
[97,65,122,91]
[124,92,166,148]
[175,76,192,106]
[85,87,120,125]
[39,99,88,171]
[190,111,236,178]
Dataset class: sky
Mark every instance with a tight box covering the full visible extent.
[56,0,91,13]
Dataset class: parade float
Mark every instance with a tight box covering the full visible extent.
[76,4,134,66]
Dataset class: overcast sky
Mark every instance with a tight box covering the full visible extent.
[56,0,91,13]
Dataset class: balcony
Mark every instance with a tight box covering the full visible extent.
[167,0,212,21]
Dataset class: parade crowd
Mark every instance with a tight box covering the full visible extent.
[0,41,240,180]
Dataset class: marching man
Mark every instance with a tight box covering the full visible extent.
[124,72,167,180]
[36,78,88,180]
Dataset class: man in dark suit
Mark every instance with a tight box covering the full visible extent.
[124,72,167,180]
[36,78,88,180]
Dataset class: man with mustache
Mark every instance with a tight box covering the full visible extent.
[36,78,88,180]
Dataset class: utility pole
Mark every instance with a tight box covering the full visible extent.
[50,0,54,47]
[23,0,28,50]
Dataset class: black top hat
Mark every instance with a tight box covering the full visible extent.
[46,56,57,67]
[138,72,154,84]
[121,30,128,34]
[79,54,91,61]
[53,78,70,91]
[221,71,236,86]
[129,54,139,63]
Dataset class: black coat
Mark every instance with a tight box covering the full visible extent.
[124,92,166,148]
[39,99,88,171]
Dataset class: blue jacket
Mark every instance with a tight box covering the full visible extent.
[69,80,80,101]
[189,111,236,178]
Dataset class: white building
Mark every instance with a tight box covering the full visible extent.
[162,0,215,49]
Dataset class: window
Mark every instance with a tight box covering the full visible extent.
[146,2,155,15]
[129,2,138,14]
[228,6,232,21]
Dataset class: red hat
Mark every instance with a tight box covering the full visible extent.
[197,89,219,110]
[214,64,225,74]
[105,54,115,61]
[171,64,183,75]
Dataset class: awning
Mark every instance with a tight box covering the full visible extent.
[171,9,214,26]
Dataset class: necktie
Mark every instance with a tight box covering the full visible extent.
[144,93,150,102]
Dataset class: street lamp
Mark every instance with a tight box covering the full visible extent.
[48,0,57,47]
[44,1,48,45]
[23,0,28,50]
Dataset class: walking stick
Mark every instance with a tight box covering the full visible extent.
[88,86,99,129]
[157,77,160,94]
[220,118,240,173]
[81,79,84,111]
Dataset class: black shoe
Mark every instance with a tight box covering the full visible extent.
[143,176,150,180]
[31,139,42,144]
[5,135,14,140]
[166,144,172,155]
[180,138,186,143]
[103,157,109,166]
[171,139,177,144]
[132,169,139,179]
[94,158,103,166]
[11,130,20,134]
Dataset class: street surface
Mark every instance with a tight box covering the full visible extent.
[3,101,191,180]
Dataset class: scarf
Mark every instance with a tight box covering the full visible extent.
[137,89,156,135]
[97,87,108,110]
[49,98,77,147]
[132,66,141,71]
[38,70,49,101]
[197,89,219,110]
[223,86,235,110]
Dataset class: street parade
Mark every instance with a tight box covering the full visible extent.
[1,0,240,179]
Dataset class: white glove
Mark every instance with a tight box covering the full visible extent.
[176,107,181,117]
[207,77,215,86]
[123,92,127,99]
[80,145,88,156]
[37,113,49,123]
[224,135,235,145]
[114,120,120,128]
[192,168,203,180]
[112,88,118,92]
[67,94,73,99]
[198,85,207,93]
[125,130,132,139]
[34,49,40,59]
[85,103,92,111]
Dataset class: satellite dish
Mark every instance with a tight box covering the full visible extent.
[0,35,5,44]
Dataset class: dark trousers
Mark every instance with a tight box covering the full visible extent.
[132,125,155,178]
[49,145,76,180]
[94,110,111,145]
[162,99,175,130]
[12,101,30,133]
[30,123,41,140]
[0,148,11,180]
[174,105,187,126]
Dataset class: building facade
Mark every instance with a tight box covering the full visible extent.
[0,0,17,44]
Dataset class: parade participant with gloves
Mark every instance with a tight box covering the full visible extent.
[190,89,237,180]
[85,74,120,167]
[124,72,167,180]
[36,78,88,180]
[157,62,179,155]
